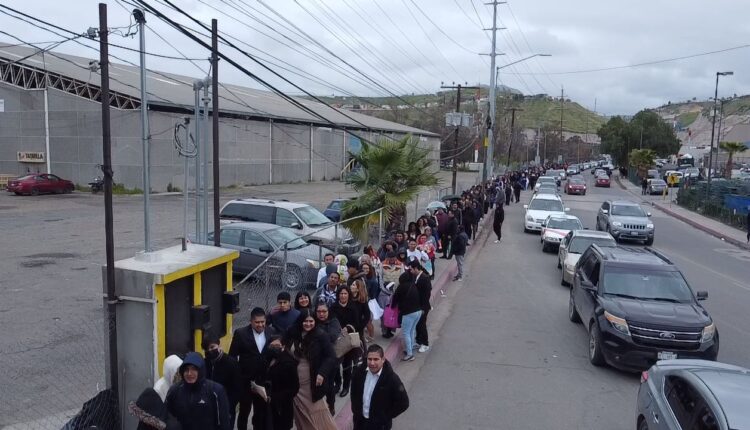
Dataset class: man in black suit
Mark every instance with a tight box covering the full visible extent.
[351,344,409,430]
[228,307,275,430]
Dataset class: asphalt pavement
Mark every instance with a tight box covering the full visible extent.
[395,170,750,430]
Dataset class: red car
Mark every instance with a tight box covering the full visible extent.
[7,173,74,195]
[595,174,611,188]
[565,178,587,195]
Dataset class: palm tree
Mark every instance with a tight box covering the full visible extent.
[719,141,747,179]
[628,148,656,180]
[341,135,440,235]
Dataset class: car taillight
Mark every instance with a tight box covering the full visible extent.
[640,371,648,383]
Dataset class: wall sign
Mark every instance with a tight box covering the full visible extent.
[17,152,46,163]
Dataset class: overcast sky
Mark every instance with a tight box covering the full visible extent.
[2,0,749,116]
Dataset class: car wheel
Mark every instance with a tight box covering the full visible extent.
[638,418,648,430]
[30,187,39,196]
[557,258,562,269]
[568,290,581,323]
[589,323,605,366]
[523,227,530,233]
[65,186,73,194]
[282,264,303,289]
[645,237,654,246]
[582,191,586,196]
[542,242,549,253]
[14,192,21,196]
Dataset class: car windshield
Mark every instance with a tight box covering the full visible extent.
[16,175,35,181]
[602,269,694,303]
[537,186,557,194]
[293,206,333,227]
[539,178,556,184]
[528,199,564,212]
[327,201,342,210]
[266,227,308,249]
[611,204,645,217]
[568,237,616,254]
[547,219,582,230]
[569,179,585,184]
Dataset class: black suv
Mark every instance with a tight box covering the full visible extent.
[568,245,718,371]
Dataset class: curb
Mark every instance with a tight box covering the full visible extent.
[650,202,750,251]
[333,212,493,429]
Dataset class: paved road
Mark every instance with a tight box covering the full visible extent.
[397,171,750,430]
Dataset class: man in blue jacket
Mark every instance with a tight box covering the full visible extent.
[166,351,231,430]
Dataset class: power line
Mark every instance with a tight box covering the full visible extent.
[406,0,481,56]
[505,4,557,89]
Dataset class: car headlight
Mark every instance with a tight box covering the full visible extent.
[612,221,622,227]
[526,215,534,222]
[604,311,630,336]
[701,323,716,342]
[306,259,320,269]
[646,223,654,229]
[549,237,560,242]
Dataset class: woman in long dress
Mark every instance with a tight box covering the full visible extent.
[283,309,338,430]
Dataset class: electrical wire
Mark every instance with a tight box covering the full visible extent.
[505,4,557,89]
[406,0,482,56]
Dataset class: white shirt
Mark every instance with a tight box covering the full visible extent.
[253,330,266,353]
[406,249,428,264]
[317,267,328,286]
[363,368,382,419]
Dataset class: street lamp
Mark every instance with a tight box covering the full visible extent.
[495,54,551,84]
[706,71,733,199]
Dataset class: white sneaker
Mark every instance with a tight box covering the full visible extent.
[418,345,430,353]
[494,239,499,243]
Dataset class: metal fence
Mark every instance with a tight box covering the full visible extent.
[232,208,384,323]
[677,181,750,231]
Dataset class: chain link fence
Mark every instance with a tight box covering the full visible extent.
[677,180,750,231]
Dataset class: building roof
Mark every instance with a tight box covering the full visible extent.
[0,44,437,136]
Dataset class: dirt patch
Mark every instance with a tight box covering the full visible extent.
[21,260,55,268]
[25,252,79,259]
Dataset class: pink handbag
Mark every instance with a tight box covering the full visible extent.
[383,305,400,329]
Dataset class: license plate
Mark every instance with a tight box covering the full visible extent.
[631,231,640,236]
[658,351,677,360]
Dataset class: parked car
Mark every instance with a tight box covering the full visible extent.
[569,245,718,371]
[541,214,583,253]
[535,184,559,196]
[523,194,569,233]
[595,174,611,188]
[565,177,587,195]
[558,230,616,286]
[219,198,361,256]
[208,222,331,289]
[647,179,667,195]
[637,359,750,430]
[567,165,580,175]
[596,200,654,245]
[322,198,355,222]
[664,170,683,187]
[546,169,566,186]
[647,169,660,179]
[7,173,74,195]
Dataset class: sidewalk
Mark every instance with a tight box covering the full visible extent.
[333,205,494,430]
[614,174,749,250]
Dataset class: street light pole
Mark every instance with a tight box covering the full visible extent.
[706,71,733,199]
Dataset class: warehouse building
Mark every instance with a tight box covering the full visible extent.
[0,44,439,190]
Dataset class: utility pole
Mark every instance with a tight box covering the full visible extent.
[482,0,505,181]
[134,7,150,252]
[98,0,118,407]
[707,71,733,198]
[193,80,202,243]
[441,83,480,193]
[559,87,564,164]
[211,19,220,247]
[505,107,522,166]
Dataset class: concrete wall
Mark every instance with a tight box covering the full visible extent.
[0,83,441,191]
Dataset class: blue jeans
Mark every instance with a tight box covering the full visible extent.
[401,310,422,357]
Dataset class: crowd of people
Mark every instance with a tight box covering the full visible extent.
[129,177,525,430]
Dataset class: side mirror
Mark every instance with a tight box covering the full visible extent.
[696,291,708,301]
[523,205,529,209]
[291,222,302,229]
[259,245,273,253]
[602,209,609,214]
[647,212,652,217]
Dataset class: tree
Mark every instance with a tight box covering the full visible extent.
[597,111,680,166]
[341,135,440,235]
[597,116,630,165]
[719,141,747,178]
[629,148,656,179]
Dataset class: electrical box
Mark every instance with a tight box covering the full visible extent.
[103,244,238,429]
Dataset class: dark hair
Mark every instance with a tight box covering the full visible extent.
[407,222,418,232]
[398,271,412,284]
[366,344,384,358]
[346,259,360,269]
[294,291,311,310]
[407,259,422,270]
[361,262,375,279]
[293,308,316,332]
[277,291,291,302]
[324,253,335,260]
[201,335,220,351]
[408,238,417,244]
[336,285,352,301]
[250,307,266,320]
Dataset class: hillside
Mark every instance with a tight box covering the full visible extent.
[309,91,606,135]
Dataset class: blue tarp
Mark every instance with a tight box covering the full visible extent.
[724,194,750,214]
